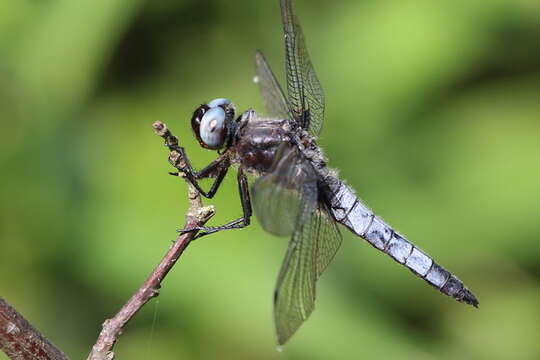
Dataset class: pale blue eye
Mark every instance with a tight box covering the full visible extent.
[207,98,231,108]
[200,107,226,149]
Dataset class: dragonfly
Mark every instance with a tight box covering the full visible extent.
[177,0,478,345]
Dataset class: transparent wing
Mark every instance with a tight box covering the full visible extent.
[255,50,292,121]
[252,144,314,237]
[274,199,342,345]
[252,143,341,345]
[280,0,325,136]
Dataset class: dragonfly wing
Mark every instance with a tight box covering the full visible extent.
[252,144,315,237]
[280,0,325,136]
[255,50,292,121]
[273,198,342,345]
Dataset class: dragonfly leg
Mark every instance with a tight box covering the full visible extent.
[178,168,252,239]
[173,147,230,199]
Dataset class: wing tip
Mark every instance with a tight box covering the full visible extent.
[274,319,295,346]
[273,298,294,346]
[276,333,289,346]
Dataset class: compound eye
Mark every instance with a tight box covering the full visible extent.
[207,98,231,108]
[199,107,227,149]
[191,105,208,140]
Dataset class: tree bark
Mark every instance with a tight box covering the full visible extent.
[0,297,69,360]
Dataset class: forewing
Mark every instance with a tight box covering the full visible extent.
[274,199,342,345]
[252,144,312,237]
[255,50,292,121]
[280,0,325,136]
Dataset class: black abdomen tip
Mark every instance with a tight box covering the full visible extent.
[462,288,479,308]
[441,275,479,308]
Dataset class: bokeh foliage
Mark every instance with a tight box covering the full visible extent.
[1,0,540,359]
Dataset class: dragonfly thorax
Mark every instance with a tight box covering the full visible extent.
[231,110,291,175]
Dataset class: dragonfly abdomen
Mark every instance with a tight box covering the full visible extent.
[327,180,478,307]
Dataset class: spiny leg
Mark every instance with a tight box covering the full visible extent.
[179,168,253,239]
[172,147,230,199]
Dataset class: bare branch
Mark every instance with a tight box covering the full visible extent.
[87,121,214,360]
[0,297,69,360]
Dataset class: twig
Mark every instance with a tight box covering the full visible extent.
[87,121,214,360]
[0,297,69,360]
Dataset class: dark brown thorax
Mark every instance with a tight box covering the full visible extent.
[232,115,290,175]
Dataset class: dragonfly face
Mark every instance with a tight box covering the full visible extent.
[179,0,478,346]
[190,98,235,150]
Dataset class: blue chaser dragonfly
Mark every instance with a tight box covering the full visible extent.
[177,0,478,345]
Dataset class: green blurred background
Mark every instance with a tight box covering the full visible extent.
[1,0,540,359]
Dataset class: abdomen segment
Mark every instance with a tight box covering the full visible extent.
[328,180,478,307]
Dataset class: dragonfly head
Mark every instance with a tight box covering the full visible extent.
[190,98,235,150]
